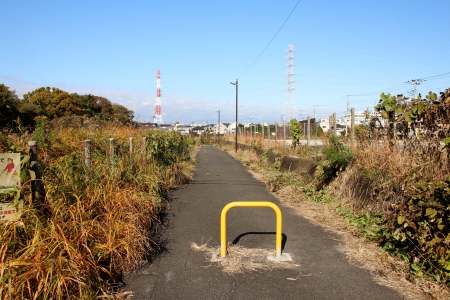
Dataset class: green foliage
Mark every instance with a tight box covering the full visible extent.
[388,178,450,283]
[266,171,303,192]
[250,139,262,152]
[304,185,334,203]
[271,153,285,171]
[146,130,194,166]
[374,93,407,142]
[199,134,214,145]
[261,148,273,161]
[112,103,134,124]
[337,207,385,239]
[289,119,303,148]
[316,125,324,137]
[32,116,53,149]
[16,87,134,128]
[316,135,354,186]
[0,83,20,128]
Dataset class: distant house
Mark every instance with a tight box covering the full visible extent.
[319,119,329,132]
[227,122,238,134]
[212,123,228,135]
[174,124,192,135]
[192,126,206,135]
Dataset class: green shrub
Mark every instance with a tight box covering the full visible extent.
[316,135,354,187]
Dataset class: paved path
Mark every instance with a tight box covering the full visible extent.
[126,145,402,299]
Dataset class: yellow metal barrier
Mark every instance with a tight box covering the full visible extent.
[220,201,282,257]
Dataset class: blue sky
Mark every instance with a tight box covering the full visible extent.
[1,0,449,125]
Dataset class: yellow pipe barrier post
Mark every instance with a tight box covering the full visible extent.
[220,201,288,260]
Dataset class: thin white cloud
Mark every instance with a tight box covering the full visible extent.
[1,76,284,124]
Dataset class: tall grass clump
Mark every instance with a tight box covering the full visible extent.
[0,123,194,299]
[314,134,355,188]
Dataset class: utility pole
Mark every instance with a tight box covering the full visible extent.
[230,79,238,152]
[346,95,352,136]
[406,79,423,98]
[313,105,322,119]
[285,44,296,121]
[351,108,355,146]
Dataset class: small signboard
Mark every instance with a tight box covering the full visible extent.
[0,153,21,193]
[0,201,23,222]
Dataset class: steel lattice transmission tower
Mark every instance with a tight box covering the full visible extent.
[285,44,295,121]
[153,70,163,124]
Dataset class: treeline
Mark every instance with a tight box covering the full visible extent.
[0,84,134,128]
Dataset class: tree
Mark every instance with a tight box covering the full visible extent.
[17,101,39,127]
[289,119,303,148]
[0,84,20,128]
[112,104,134,124]
[92,96,114,121]
[22,87,77,118]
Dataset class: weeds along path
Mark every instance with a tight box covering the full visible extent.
[125,145,402,299]
[0,127,195,299]
[225,145,450,300]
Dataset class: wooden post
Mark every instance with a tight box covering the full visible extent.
[333,112,337,135]
[275,123,278,148]
[129,137,134,154]
[307,116,311,147]
[262,123,265,146]
[28,141,44,204]
[109,138,115,171]
[85,139,91,180]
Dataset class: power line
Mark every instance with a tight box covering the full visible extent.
[239,0,302,79]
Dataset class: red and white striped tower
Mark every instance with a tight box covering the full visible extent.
[153,70,163,124]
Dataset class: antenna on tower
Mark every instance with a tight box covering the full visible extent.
[285,44,295,121]
[153,70,163,124]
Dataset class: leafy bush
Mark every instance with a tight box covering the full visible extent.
[388,178,450,282]
[316,135,354,187]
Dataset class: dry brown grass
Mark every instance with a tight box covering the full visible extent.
[190,242,300,274]
[0,126,195,299]
[328,138,449,215]
[225,146,450,300]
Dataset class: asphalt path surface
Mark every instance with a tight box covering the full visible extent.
[125,145,402,299]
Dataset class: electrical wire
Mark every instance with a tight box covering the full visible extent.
[238,0,302,79]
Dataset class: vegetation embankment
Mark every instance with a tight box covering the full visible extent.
[218,89,450,298]
[0,121,195,299]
